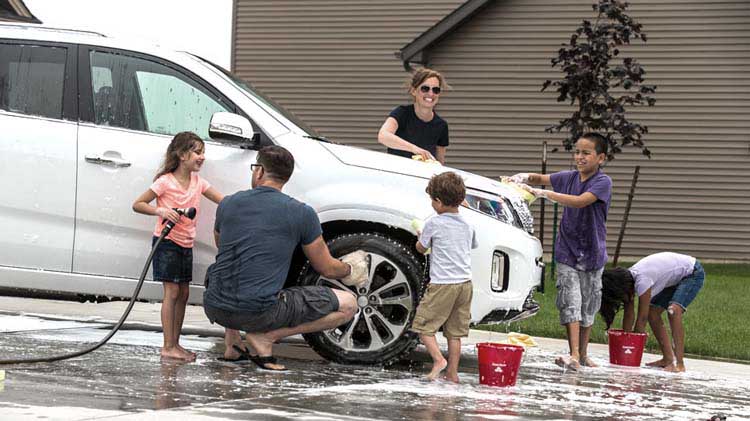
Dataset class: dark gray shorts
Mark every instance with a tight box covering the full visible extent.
[204,286,339,333]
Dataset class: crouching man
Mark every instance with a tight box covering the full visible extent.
[204,145,368,371]
[600,252,705,372]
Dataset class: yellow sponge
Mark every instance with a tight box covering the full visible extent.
[501,181,537,204]
[411,219,430,255]
[411,155,440,164]
[506,332,538,348]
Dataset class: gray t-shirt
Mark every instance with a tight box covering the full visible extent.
[629,252,697,298]
[203,186,322,313]
[419,212,478,284]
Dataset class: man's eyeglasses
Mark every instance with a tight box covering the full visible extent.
[251,164,263,172]
[419,85,441,95]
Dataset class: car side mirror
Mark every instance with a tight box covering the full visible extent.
[208,112,258,149]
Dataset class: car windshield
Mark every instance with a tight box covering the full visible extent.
[191,54,320,137]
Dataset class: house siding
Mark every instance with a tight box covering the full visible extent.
[232,0,465,145]
[233,0,750,262]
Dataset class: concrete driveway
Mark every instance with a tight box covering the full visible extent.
[0,297,748,420]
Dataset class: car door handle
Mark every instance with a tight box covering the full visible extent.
[85,156,132,168]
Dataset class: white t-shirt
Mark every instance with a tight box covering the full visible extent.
[419,212,478,284]
[630,252,697,297]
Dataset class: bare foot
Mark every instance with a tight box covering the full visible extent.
[222,346,242,360]
[426,358,448,381]
[244,333,285,371]
[223,342,251,360]
[580,356,598,368]
[646,358,674,368]
[161,346,192,361]
[176,344,196,361]
[443,371,460,383]
[244,332,275,356]
[177,347,196,361]
[555,355,580,371]
[663,363,685,373]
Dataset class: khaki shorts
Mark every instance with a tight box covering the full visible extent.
[411,281,473,338]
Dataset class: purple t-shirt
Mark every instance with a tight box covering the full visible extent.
[550,169,612,271]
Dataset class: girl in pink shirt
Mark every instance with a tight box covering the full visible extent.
[133,132,223,361]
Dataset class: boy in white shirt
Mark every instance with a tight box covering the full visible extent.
[412,172,478,382]
[600,252,705,372]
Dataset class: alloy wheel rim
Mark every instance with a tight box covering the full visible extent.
[318,252,414,353]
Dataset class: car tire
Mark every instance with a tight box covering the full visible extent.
[298,232,425,365]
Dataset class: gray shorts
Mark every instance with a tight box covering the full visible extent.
[204,286,339,333]
[556,263,603,327]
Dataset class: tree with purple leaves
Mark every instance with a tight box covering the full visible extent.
[543,0,656,160]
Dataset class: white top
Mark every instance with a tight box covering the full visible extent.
[419,212,478,284]
[630,252,697,297]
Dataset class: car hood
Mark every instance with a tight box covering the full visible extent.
[320,142,514,198]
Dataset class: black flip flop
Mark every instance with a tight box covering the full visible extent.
[230,344,287,372]
[216,345,252,363]
[232,344,251,355]
[248,354,288,372]
[217,354,252,363]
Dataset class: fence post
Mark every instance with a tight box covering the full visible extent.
[613,165,640,266]
[539,141,548,248]
[551,202,558,279]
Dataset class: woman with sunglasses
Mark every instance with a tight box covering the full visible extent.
[378,68,449,164]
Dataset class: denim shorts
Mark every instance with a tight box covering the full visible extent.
[204,286,339,333]
[151,236,192,283]
[555,263,603,327]
[651,260,704,311]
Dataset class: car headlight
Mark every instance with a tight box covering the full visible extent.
[463,190,521,228]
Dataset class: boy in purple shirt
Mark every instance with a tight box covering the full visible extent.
[600,252,705,372]
[509,133,612,370]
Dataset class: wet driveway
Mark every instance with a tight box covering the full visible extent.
[0,314,748,420]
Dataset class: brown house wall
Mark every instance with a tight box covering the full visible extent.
[233,0,750,262]
[232,0,465,144]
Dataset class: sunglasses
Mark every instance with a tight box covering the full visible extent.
[250,164,263,172]
[419,85,441,94]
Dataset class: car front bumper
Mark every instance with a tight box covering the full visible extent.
[477,291,540,325]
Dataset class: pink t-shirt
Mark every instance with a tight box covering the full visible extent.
[150,173,210,248]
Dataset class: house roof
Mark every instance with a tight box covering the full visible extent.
[395,0,493,70]
[0,0,40,24]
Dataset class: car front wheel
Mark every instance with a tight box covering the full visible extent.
[297,232,425,365]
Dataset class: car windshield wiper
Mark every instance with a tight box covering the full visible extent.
[303,135,335,144]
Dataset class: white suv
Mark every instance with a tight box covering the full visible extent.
[0,23,544,364]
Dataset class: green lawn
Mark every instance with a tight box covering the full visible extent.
[476,263,750,362]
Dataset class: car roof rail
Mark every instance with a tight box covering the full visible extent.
[0,22,106,37]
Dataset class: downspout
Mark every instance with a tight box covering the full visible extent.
[395,51,428,72]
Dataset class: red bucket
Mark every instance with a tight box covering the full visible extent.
[608,329,647,367]
[476,342,524,387]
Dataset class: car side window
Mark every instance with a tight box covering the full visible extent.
[89,51,232,138]
[0,43,67,119]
